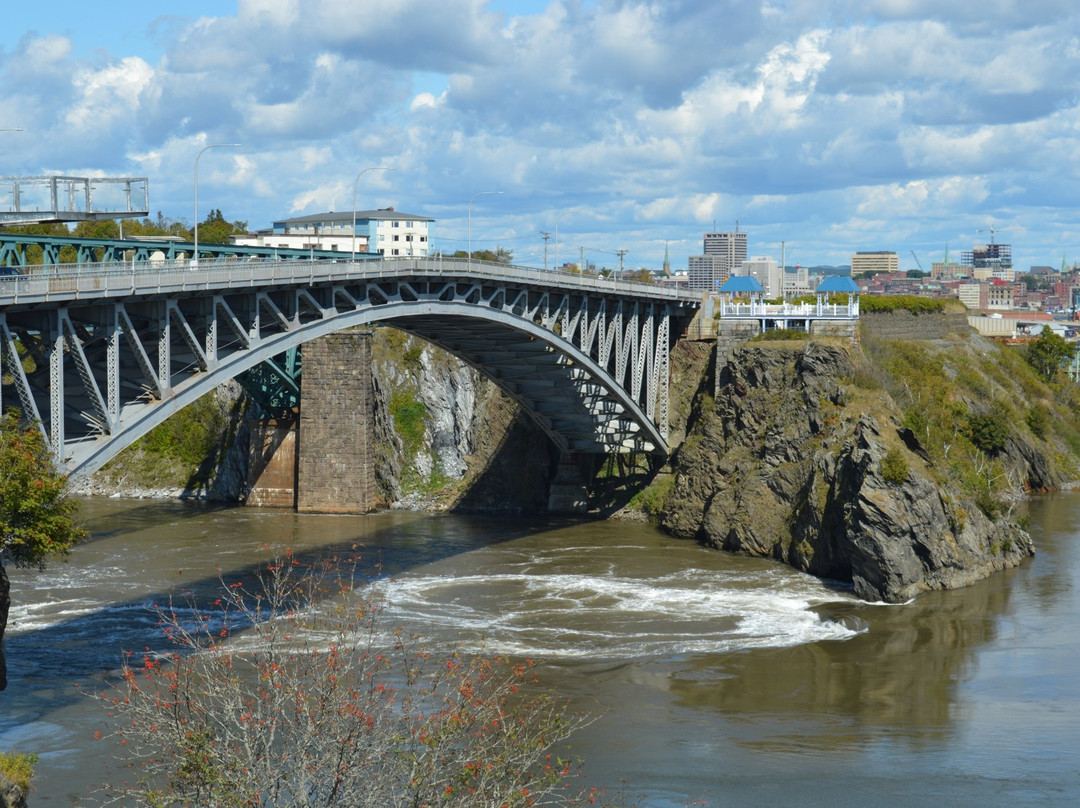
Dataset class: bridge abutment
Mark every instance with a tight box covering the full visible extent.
[296,330,378,514]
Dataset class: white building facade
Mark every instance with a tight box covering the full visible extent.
[233,208,434,257]
[742,256,782,298]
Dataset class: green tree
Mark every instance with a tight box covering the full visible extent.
[0,410,86,690]
[1026,326,1074,382]
[197,208,248,245]
[452,247,513,264]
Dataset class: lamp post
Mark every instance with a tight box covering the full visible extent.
[193,142,240,269]
[468,190,503,259]
[352,166,394,262]
[554,210,569,272]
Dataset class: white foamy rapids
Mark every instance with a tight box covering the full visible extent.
[367,564,863,661]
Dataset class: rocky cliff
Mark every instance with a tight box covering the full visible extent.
[660,341,1034,603]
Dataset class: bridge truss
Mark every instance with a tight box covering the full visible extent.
[0,257,696,476]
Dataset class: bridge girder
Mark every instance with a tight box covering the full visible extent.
[0,258,696,477]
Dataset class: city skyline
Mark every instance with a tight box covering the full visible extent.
[2,2,1080,272]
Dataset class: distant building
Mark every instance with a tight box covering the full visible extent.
[742,256,782,298]
[851,251,899,276]
[957,279,1015,310]
[233,207,434,257]
[784,264,814,296]
[688,254,726,291]
[931,261,967,280]
[961,242,1012,282]
[689,228,748,291]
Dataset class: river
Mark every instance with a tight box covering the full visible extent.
[2,494,1079,806]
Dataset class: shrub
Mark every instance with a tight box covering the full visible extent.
[0,751,37,793]
[1027,403,1051,440]
[881,448,909,485]
[860,295,946,314]
[967,402,1011,455]
[90,553,593,808]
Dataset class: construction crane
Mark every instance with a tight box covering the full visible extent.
[976,224,1011,244]
[910,250,924,272]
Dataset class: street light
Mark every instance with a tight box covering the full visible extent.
[352,166,394,262]
[468,191,503,259]
[193,142,241,269]
[554,210,570,272]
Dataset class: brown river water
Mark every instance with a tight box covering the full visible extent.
[2,494,1078,806]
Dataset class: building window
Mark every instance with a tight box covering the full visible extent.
[393,221,400,228]
[393,235,400,242]
[420,236,427,243]
[406,235,413,242]
[406,221,413,227]
[392,249,400,255]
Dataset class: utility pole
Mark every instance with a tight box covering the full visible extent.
[616,248,628,280]
[540,230,550,271]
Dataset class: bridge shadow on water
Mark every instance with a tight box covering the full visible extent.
[1,499,593,717]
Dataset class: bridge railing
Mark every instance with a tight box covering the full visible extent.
[0,255,698,306]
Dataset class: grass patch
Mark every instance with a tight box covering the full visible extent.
[752,328,810,341]
[388,389,427,459]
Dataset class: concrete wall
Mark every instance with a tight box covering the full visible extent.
[246,418,298,508]
[297,330,378,513]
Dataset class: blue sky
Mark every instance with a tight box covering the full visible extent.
[3,0,1080,271]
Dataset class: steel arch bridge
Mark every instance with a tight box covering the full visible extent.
[0,257,698,477]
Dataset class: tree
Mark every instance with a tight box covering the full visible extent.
[1026,326,1074,383]
[90,552,593,807]
[452,247,513,265]
[0,410,86,690]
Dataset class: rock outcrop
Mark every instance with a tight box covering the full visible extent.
[661,342,1034,603]
[0,772,27,808]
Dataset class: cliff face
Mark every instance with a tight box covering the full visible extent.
[661,342,1034,603]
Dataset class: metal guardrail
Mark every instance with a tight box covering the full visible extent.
[0,256,700,308]
[0,176,149,223]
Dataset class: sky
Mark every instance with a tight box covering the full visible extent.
[2,0,1080,272]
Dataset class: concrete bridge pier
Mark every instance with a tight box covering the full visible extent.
[548,454,590,513]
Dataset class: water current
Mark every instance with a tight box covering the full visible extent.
[2,494,1079,806]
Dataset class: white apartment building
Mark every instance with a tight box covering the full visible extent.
[233,208,434,257]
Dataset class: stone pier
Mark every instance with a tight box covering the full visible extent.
[296,330,378,513]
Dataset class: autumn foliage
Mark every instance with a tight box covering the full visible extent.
[90,552,594,807]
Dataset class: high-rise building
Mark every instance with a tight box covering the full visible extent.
[688,228,748,291]
[962,243,1013,282]
[688,255,726,291]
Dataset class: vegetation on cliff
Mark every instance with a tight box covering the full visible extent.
[651,321,1080,602]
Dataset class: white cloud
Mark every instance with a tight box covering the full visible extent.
[4,0,1080,268]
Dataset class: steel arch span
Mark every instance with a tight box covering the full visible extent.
[0,257,697,477]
